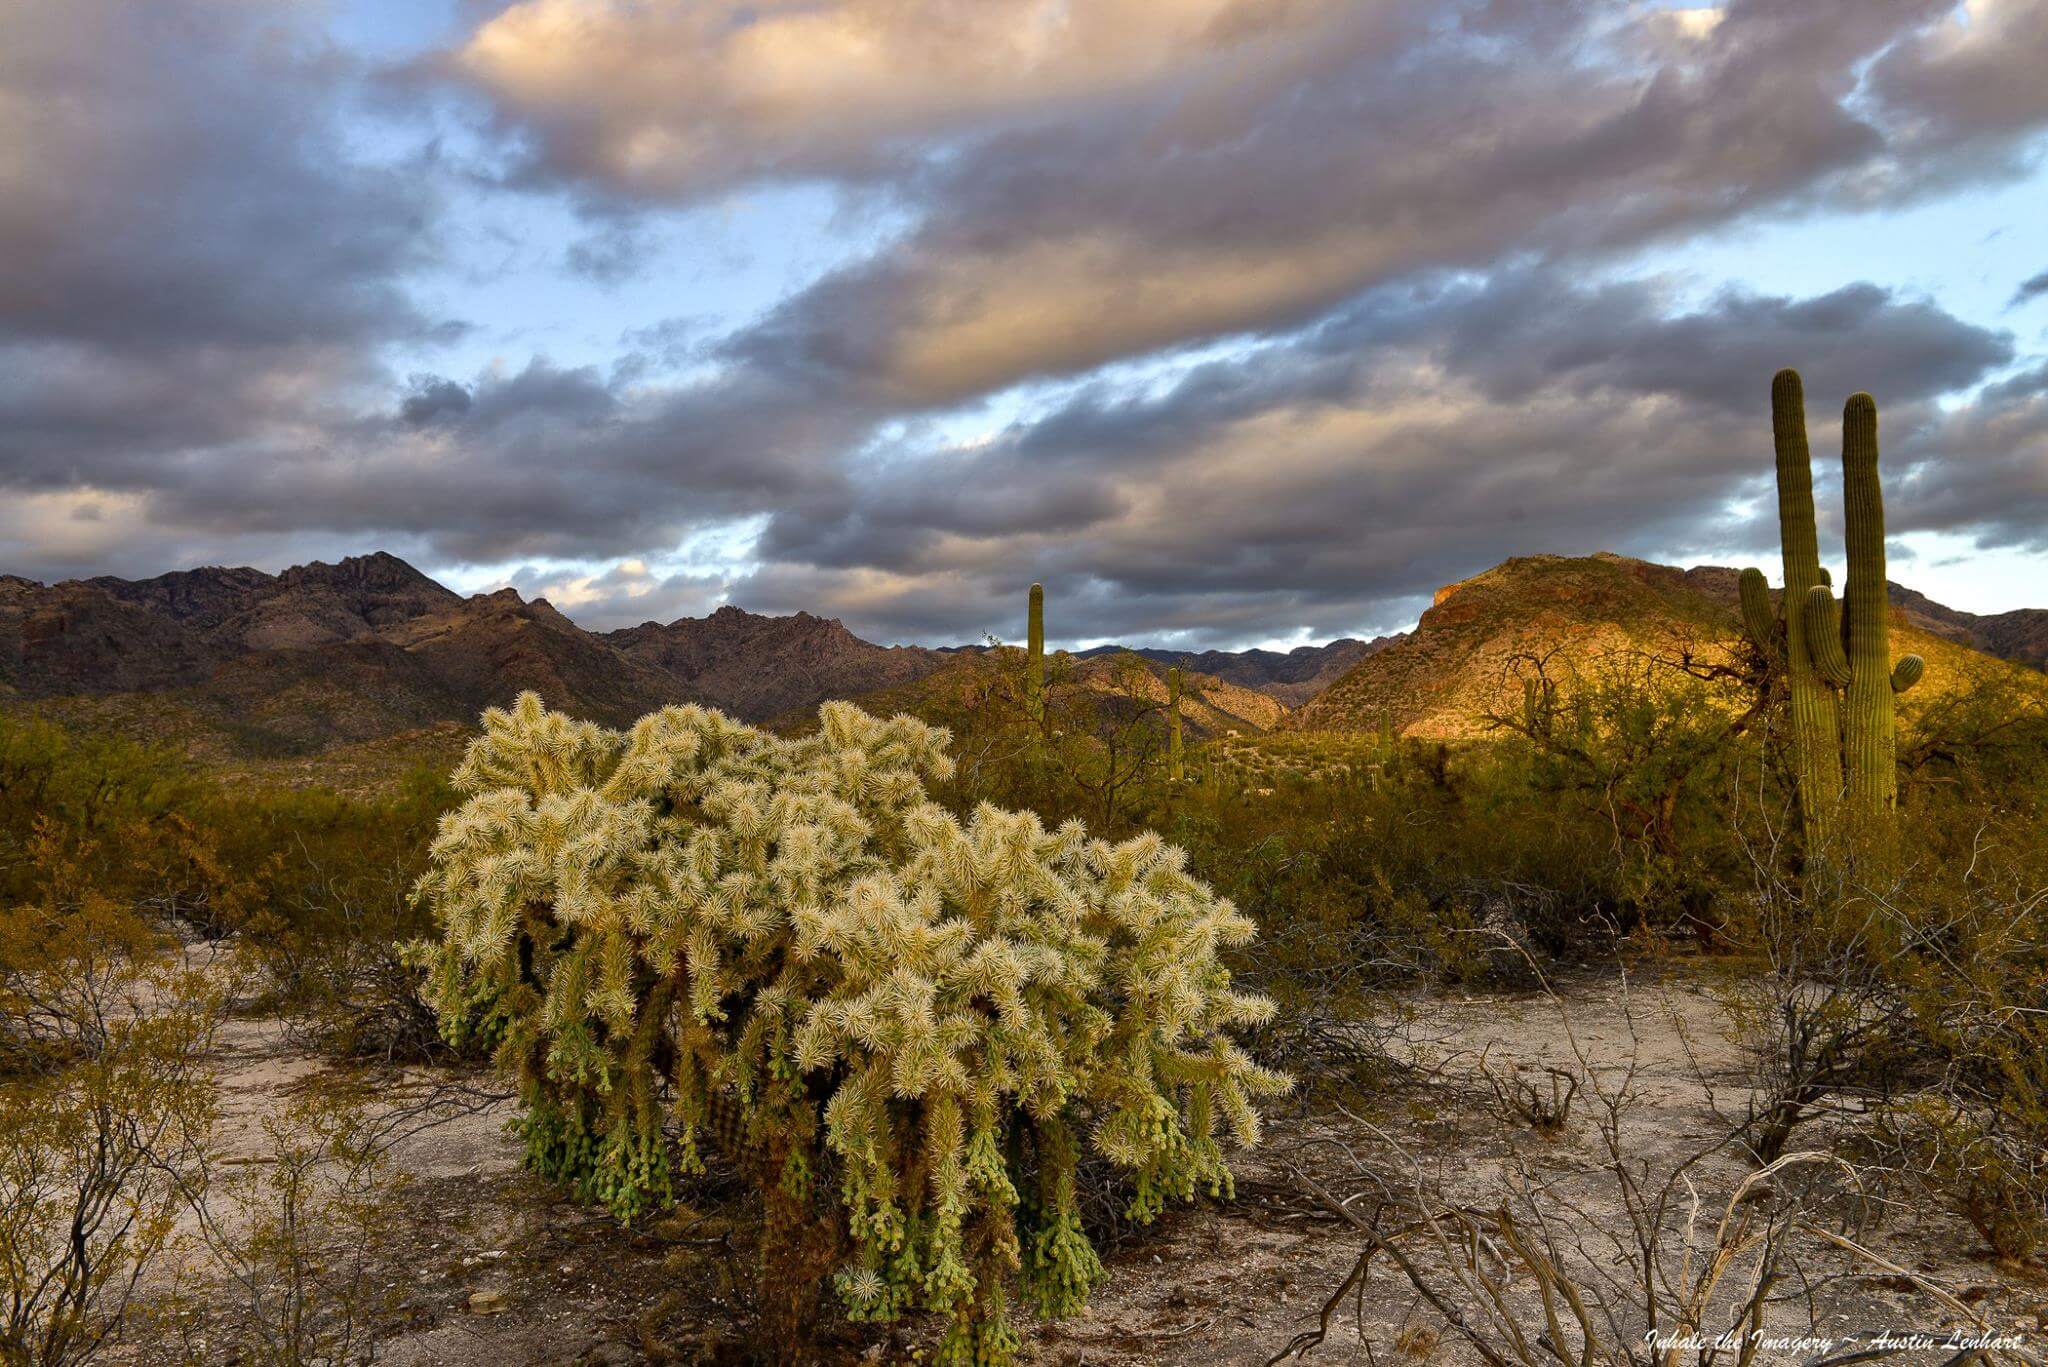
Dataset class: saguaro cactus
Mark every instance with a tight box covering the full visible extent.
[1026,582,1045,715]
[1167,666,1185,782]
[1739,371,1922,856]
[1835,394,1911,831]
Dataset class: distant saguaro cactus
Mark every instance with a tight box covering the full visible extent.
[1168,666,1185,782]
[1739,371,1922,858]
[1026,582,1045,716]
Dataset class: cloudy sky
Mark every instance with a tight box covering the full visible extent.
[3,0,2046,648]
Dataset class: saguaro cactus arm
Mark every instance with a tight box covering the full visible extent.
[1738,567,1781,664]
[1890,655,1924,693]
[1803,586,1853,688]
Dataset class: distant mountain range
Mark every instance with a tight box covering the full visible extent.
[3,550,2040,764]
[1074,638,1392,706]
[0,553,1317,759]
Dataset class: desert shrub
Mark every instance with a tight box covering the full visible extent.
[0,1010,218,1365]
[1885,819,2048,1262]
[909,645,1182,830]
[1719,793,2048,1259]
[167,1090,411,1364]
[1272,994,1989,1367]
[0,713,212,912]
[1485,650,1770,942]
[0,826,177,1074]
[0,851,221,1365]
[414,693,1286,1362]
[214,773,454,1061]
[1,709,459,1064]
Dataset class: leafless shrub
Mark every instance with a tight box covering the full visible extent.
[168,1098,403,1365]
[1269,972,2023,1367]
[1479,1051,1579,1136]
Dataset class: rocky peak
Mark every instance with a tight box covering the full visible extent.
[607,604,946,721]
[278,550,449,596]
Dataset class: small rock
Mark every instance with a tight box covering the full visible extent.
[468,1289,509,1315]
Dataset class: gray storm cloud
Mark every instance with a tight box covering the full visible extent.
[2,0,2046,645]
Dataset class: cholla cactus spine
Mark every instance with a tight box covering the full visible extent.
[1739,372,1923,855]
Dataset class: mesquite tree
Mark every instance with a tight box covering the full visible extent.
[414,694,1284,1362]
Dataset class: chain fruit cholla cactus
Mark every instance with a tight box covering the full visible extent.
[1739,370,1923,855]
[414,693,1285,1362]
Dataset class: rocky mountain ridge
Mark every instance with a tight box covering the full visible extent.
[1290,552,2045,739]
[5,550,2038,760]
[1075,637,1393,706]
[607,605,952,722]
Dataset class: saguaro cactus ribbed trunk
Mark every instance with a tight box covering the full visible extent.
[1836,394,1901,830]
[1770,371,1842,849]
[1026,582,1045,716]
[1167,666,1185,782]
[1739,371,1922,861]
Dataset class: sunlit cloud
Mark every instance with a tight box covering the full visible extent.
[2,0,2046,646]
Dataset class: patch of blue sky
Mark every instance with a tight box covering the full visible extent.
[886,333,1276,468]
[431,513,772,600]
[323,0,465,60]
[1663,168,2048,352]
[386,179,911,387]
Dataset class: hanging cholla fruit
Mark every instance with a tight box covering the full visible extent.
[1167,666,1185,782]
[1738,372,1923,860]
[1026,582,1045,716]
